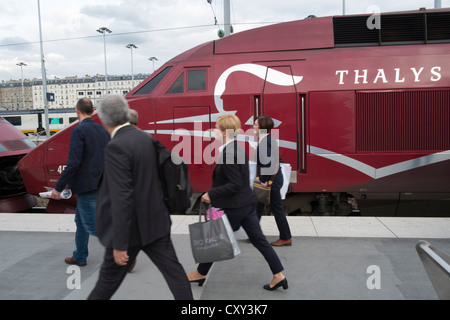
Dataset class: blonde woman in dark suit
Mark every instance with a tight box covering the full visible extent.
[187,114,288,291]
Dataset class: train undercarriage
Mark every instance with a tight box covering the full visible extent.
[0,155,27,197]
[188,191,449,217]
[0,155,36,212]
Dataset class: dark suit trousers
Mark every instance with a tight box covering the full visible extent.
[88,234,193,300]
[256,170,292,240]
[197,203,284,276]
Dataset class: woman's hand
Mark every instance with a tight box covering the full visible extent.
[201,192,211,203]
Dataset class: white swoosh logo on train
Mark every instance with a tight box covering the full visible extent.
[214,63,303,114]
[150,63,302,125]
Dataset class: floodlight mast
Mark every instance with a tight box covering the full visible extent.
[126,44,138,87]
[97,27,112,93]
[16,62,27,109]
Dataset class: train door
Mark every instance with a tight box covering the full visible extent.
[262,66,299,173]
[298,94,307,174]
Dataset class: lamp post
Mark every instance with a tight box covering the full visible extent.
[37,0,49,138]
[16,62,27,109]
[126,44,138,88]
[149,57,158,73]
[97,27,112,94]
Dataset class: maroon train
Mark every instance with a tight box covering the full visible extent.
[0,117,36,212]
[18,8,450,215]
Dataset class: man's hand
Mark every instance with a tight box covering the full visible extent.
[47,189,61,200]
[113,249,129,266]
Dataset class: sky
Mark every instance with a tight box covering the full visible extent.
[0,0,448,82]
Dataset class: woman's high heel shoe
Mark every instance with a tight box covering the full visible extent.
[189,278,206,287]
[263,278,288,291]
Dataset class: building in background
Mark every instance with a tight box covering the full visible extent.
[0,80,33,110]
[0,73,148,110]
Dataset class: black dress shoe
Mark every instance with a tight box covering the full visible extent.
[189,278,206,287]
[263,278,288,291]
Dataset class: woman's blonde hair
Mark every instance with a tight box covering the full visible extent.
[216,113,242,138]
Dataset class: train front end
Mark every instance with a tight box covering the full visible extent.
[0,117,37,212]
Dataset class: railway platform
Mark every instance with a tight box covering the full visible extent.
[0,213,449,300]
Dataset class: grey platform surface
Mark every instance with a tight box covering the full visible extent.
[0,214,449,300]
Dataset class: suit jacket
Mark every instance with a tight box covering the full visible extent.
[256,134,281,187]
[208,140,257,209]
[55,117,110,194]
[96,125,171,250]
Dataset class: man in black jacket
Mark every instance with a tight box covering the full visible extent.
[88,94,193,300]
[49,98,110,267]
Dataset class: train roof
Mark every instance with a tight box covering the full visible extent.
[168,7,450,63]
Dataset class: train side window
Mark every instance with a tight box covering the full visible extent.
[134,66,173,95]
[49,118,63,125]
[188,70,206,91]
[4,116,21,126]
[167,73,184,94]
[69,117,78,124]
[0,143,8,153]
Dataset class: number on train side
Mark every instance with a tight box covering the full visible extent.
[57,165,67,174]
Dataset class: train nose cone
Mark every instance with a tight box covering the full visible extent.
[18,144,46,196]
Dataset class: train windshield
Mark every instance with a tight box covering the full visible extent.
[21,138,36,149]
[134,66,173,95]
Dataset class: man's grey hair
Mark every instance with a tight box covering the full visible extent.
[97,94,130,127]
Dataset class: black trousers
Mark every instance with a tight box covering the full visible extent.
[197,203,284,276]
[256,170,292,240]
[88,234,193,300]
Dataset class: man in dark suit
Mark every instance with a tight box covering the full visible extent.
[88,95,193,300]
[49,98,110,267]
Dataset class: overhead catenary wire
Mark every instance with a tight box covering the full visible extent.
[0,24,215,48]
[0,21,282,48]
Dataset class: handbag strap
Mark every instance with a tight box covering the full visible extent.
[256,162,277,182]
[256,173,277,182]
[199,202,209,222]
